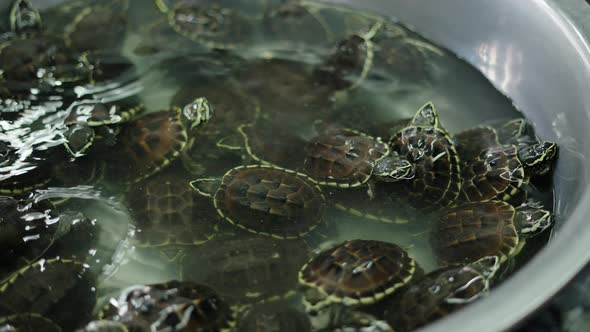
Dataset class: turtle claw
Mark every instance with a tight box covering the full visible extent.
[189,178,221,198]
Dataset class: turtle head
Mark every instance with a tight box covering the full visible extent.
[467,256,500,280]
[373,152,414,182]
[182,97,213,133]
[64,124,95,158]
[514,201,553,238]
[411,102,439,127]
[189,178,222,198]
[10,0,42,35]
[517,141,558,176]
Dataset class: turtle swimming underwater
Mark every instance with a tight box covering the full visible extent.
[0,258,96,331]
[180,234,310,307]
[298,239,419,329]
[431,200,554,265]
[126,168,217,262]
[104,96,213,185]
[99,280,235,331]
[190,165,325,239]
[385,256,500,332]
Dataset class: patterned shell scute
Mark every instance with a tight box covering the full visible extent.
[107,110,187,184]
[127,173,214,248]
[389,126,461,208]
[300,240,415,304]
[214,166,325,239]
[181,236,309,304]
[100,281,234,332]
[431,201,519,264]
[304,128,389,187]
[460,145,525,202]
[454,127,499,161]
[388,265,488,332]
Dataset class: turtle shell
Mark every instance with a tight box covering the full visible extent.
[62,0,128,52]
[299,240,417,310]
[386,264,490,332]
[99,280,235,332]
[239,122,307,171]
[0,258,96,331]
[104,109,188,184]
[431,200,520,264]
[304,126,389,187]
[213,165,325,239]
[453,126,499,161]
[126,170,216,260]
[180,235,310,305]
[237,303,311,332]
[0,313,61,332]
[388,124,461,209]
[0,161,52,195]
[460,145,526,202]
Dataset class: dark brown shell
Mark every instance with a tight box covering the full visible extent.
[127,171,216,249]
[213,166,325,239]
[304,127,389,187]
[99,280,235,332]
[460,145,525,202]
[386,265,488,332]
[0,313,61,332]
[181,236,310,305]
[389,126,461,208]
[431,200,520,264]
[0,258,96,331]
[299,240,417,307]
[454,126,499,161]
[105,110,187,184]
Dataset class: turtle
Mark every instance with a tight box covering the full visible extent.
[62,0,128,52]
[9,0,42,35]
[431,200,554,265]
[180,234,310,307]
[459,141,557,203]
[385,256,500,332]
[387,102,462,209]
[125,167,217,262]
[98,280,235,332]
[0,156,53,196]
[298,239,419,330]
[0,258,96,331]
[314,20,383,91]
[190,165,325,239]
[171,77,260,177]
[0,313,61,332]
[103,96,213,185]
[153,0,259,50]
[0,196,97,279]
[236,303,311,332]
[62,100,144,157]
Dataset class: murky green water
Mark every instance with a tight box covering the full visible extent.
[0,0,555,331]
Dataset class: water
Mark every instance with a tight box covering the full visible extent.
[0,0,556,331]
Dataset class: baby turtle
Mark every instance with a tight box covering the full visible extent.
[431,200,554,265]
[99,280,235,332]
[104,97,213,185]
[385,256,500,332]
[180,235,310,307]
[237,303,311,332]
[0,313,61,332]
[387,102,462,209]
[299,239,418,329]
[9,0,42,35]
[63,100,143,157]
[190,165,325,239]
[0,258,96,331]
[126,169,217,262]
